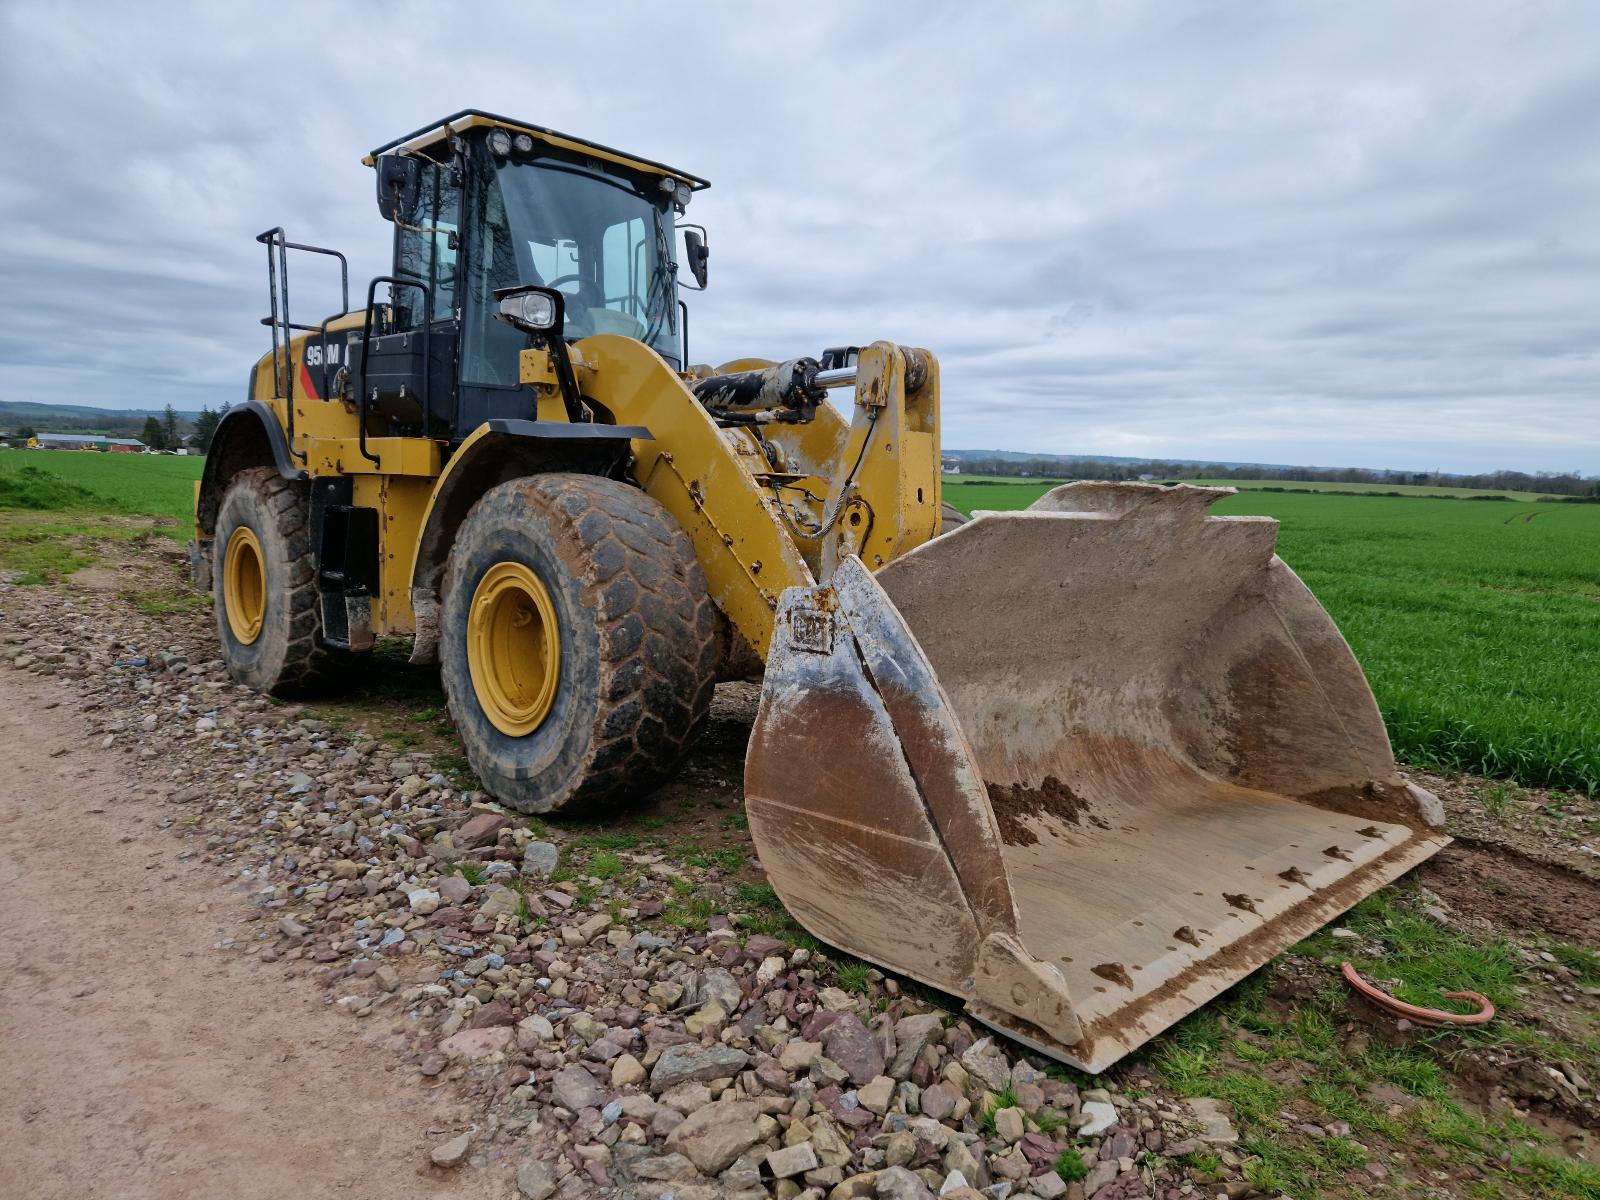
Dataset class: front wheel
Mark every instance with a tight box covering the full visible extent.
[213,466,350,693]
[439,473,719,815]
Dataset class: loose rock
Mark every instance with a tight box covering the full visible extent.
[959,1037,1010,1092]
[765,1141,820,1178]
[612,1052,647,1088]
[650,1044,750,1092]
[821,1014,885,1087]
[516,1159,557,1199]
[1184,1096,1239,1145]
[1076,1099,1118,1137]
[429,1131,471,1168]
[551,1064,606,1111]
[521,840,560,877]
[663,1100,762,1174]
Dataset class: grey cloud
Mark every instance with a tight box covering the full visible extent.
[0,0,1595,473]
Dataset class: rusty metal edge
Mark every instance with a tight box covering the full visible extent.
[967,832,1451,1074]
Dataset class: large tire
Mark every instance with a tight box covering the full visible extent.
[440,473,719,815]
[213,466,344,694]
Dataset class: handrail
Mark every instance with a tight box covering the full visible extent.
[256,228,350,464]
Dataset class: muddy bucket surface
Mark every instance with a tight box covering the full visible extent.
[746,482,1447,1071]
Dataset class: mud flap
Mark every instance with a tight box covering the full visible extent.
[745,483,1448,1072]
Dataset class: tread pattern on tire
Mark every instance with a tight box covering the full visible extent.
[216,466,342,694]
[444,473,720,814]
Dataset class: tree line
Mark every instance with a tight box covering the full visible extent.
[8,405,221,452]
[135,404,220,452]
[951,456,1599,497]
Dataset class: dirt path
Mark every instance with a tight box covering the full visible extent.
[0,669,500,1200]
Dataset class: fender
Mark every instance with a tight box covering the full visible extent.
[406,419,649,664]
[195,400,304,536]
[580,334,822,660]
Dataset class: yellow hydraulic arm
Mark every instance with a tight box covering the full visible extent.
[566,335,942,660]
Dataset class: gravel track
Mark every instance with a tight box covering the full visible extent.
[0,668,497,1200]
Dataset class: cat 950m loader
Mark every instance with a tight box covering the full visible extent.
[194,111,1447,1070]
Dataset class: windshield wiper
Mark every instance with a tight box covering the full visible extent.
[640,207,676,350]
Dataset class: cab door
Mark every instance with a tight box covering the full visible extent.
[364,161,461,436]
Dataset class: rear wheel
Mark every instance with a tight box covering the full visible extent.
[213,466,347,693]
[440,473,719,815]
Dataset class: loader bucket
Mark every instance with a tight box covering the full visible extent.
[746,482,1448,1072]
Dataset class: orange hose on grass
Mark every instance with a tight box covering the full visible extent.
[1340,962,1495,1026]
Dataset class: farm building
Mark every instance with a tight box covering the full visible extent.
[34,432,145,452]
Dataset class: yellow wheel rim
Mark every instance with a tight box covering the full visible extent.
[467,561,561,737]
[222,525,266,645]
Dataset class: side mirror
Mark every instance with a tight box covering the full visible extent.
[683,229,709,289]
[375,154,422,222]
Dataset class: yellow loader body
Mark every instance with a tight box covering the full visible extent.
[196,110,1445,1073]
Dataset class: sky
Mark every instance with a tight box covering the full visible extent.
[1,1,1596,475]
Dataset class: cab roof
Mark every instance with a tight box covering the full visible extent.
[362,109,710,191]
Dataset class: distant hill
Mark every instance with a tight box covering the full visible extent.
[944,448,1596,497]
[0,400,204,429]
[944,448,1297,472]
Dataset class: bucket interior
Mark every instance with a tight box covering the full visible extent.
[875,497,1444,1053]
[989,756,1419,1031]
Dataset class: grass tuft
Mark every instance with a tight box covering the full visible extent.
[572,830,642,851]
[977,1084,1020,1135]
[1551,942,1600,987]
[1054,1147,1089,1183]
[660,891,717,932]
[121,587,209,615]
[735,882,784,911]
[0,465,104,511]
[835,959,873,995]
[709,846,746,872]
[1508,1146,1600,1199]
[1480,780,1521,817]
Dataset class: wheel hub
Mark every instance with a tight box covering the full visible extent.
[468,561,561,737]
[222,526,266,644]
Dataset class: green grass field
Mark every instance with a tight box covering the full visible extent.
[0,453,1592,795]
[1190,477,1556,502]
[944,477,1600,794]
[947,475,1556,503]
[0,447,202,523]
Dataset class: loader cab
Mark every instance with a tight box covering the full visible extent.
[362,111,708,442]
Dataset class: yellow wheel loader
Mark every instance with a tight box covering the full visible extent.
[193,110,1447,1071]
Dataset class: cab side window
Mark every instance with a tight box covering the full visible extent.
[394,163,459,328]
[601,217,649,320]
[460,159,526,386]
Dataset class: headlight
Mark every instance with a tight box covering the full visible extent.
[674,181,692,208]
[487,128,512,157]
[513,132,534,154]
[496,288,559,332]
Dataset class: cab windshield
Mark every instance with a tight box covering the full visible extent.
[461,149,678,386]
